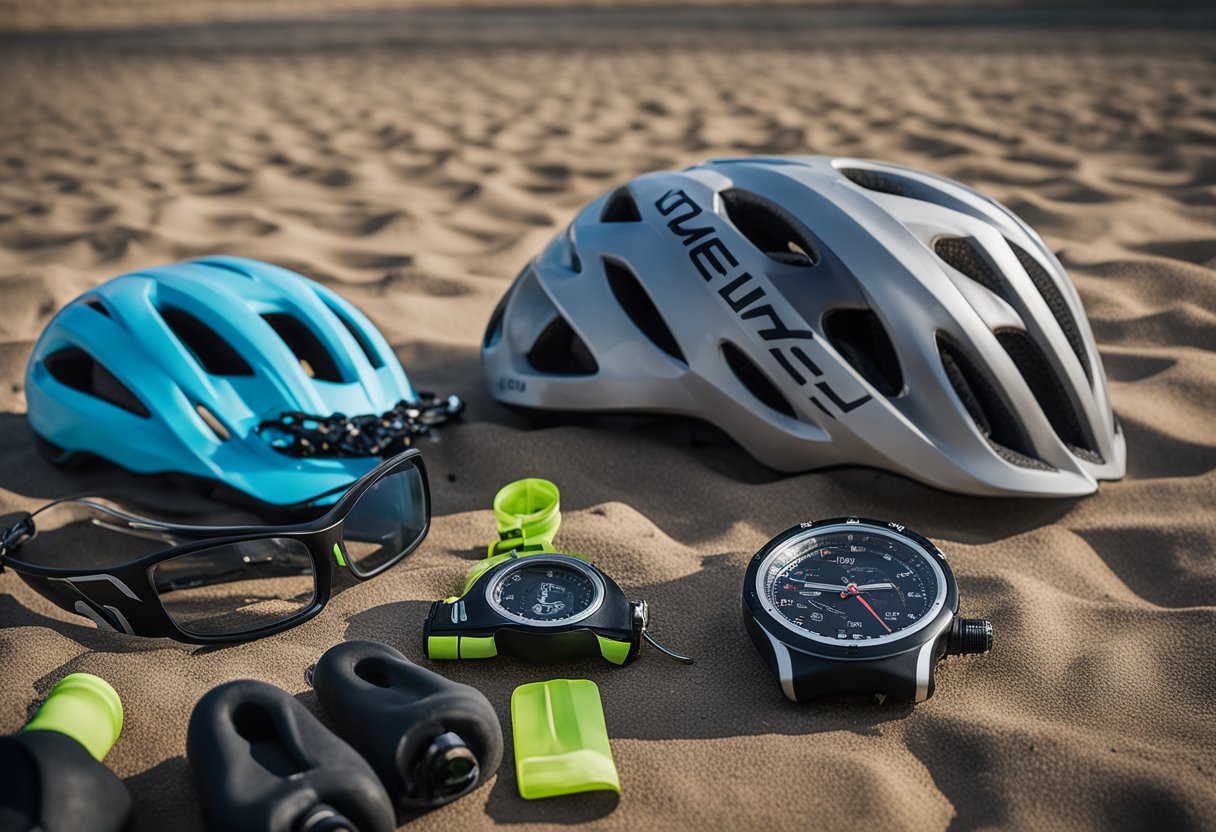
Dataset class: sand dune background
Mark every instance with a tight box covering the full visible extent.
[1,12,1214,832]
[2,0,1194,34]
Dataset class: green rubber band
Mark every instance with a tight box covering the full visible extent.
[23,673,124,762]
[489,478,561,556]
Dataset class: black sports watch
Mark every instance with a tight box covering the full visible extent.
[742,517,992,703]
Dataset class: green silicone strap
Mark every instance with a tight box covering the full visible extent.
[489,478,562,557]
[596,635,632,666]
[459,636,498,659]
[461,551,515,595]
[23,673,124,762]
[427,635,498,660]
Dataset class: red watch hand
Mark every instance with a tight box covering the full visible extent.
[846,583,892,633]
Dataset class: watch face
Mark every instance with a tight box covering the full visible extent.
[488,558,604,627]
[757,523,947,646]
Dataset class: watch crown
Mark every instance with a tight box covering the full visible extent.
[948,618,993,655]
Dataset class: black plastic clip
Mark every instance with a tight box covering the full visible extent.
[0,514,35,572]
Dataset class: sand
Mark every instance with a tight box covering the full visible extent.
[1,11,1214,832]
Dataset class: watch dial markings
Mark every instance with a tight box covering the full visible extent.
[491,563,597,622]
[764,530,940,640]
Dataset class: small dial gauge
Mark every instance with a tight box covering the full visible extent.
[489,560,603,626]
[759,524,945,644]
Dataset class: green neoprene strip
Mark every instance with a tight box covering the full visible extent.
[23,673,124,762]
[511,679,620,799]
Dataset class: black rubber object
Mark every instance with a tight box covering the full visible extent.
[186,680,394,832]
[311,641,503,811]
[0,731,131,832]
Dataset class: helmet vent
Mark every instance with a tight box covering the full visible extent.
[527,315,598,376]
[159,306,254,377]
[565,227,583,273]
[839,167,962,211]
[600,187,642,223]
[1006,240,1092,385]
[936,334,1049,470]
[719,189,817,267]
[43,347,150,418]
[324,301,384,369]
[261,313,344,382]
[722,341,796,419]
[483,292,508,350]
[85,299,111,317]
[604,260,686,364]
[823,309,903,397]
[995,329,1101,462]
[934,236,1008,299]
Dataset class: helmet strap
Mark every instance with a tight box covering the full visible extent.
[258,393,463,458]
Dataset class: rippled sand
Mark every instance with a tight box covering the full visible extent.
[0,16,1213,832]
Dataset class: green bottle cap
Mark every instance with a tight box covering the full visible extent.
[23,673,124,761]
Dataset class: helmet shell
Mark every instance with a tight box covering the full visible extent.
[482,156,1125,497]
[27,256,416,506]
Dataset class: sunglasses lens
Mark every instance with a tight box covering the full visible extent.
[341,459,428,577]
[151,538,317,637]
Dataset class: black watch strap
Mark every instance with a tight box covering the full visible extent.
[745,612,949,703]
[786,647,927,702]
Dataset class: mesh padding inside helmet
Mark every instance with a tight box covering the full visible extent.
[839,167,969,214]
[1006,240,1092,385]
[720,188,816,267]
[934,236,1008,300]
[995,329,1101,462]
[937,334,1049,470]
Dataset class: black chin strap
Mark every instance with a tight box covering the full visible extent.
[258,392,463,459]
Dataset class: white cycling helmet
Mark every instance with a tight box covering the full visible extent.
[481,156,1125,497]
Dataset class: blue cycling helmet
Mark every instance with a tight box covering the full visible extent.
[26,256,421,506]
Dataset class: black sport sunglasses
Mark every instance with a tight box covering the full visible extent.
[0,450,429,644]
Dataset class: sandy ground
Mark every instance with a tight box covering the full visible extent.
[1,13,1214,832]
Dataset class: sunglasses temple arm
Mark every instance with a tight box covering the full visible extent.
[21,498,207,544]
